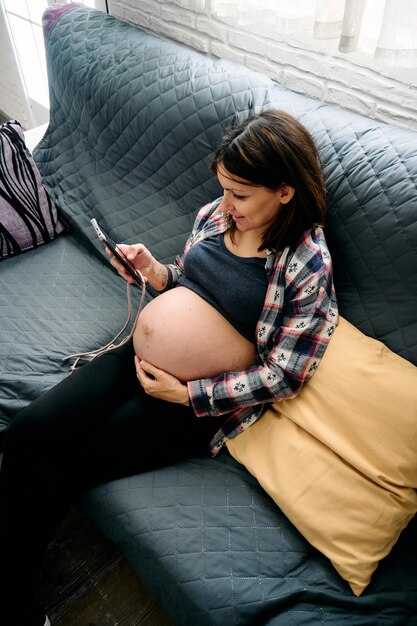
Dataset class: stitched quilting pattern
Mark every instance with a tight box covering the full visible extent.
[0,233,145,431]
[84,454,417,625]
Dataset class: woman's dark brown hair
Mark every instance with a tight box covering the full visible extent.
[210,109,327,252]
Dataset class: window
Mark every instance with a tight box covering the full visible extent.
[2,0,107,126]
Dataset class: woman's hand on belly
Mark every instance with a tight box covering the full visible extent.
[135,356,190,406]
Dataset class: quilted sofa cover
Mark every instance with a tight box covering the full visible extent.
[0,4,416,625]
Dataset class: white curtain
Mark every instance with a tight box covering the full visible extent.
[210,0,417,68]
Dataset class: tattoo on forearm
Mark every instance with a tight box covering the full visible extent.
[158,266,168,289]
[149,262,168,289]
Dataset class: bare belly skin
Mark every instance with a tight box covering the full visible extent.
[133,286,256,381]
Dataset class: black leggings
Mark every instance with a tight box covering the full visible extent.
[0,340,222,620]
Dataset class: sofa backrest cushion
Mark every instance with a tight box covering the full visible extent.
[36,5,417,366]
[38,5,272,263]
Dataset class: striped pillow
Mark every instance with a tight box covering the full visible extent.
[0,120,67,260]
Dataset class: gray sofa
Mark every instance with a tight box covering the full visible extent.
[1,4,416,625]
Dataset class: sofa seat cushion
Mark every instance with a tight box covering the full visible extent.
[83,454,417,626]
[0,233,141,436]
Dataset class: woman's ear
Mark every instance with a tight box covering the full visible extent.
[278,184,295,205]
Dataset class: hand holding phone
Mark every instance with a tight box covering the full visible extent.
[91,218,145,287]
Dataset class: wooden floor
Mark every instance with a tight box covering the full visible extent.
[39,507,176,626]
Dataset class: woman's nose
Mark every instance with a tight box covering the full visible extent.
[219,192,234,212]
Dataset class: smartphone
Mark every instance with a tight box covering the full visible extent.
[91,218,145,287]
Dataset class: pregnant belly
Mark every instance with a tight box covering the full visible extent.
[133,286,256,381]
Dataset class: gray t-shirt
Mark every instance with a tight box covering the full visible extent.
[178,233,268,342]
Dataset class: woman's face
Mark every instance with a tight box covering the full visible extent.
[216,164,294,237]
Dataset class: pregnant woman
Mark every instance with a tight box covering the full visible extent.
[0,109,338,626]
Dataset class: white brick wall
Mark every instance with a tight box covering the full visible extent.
[109,0,417,132]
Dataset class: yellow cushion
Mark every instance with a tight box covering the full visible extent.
[226,317,417,596]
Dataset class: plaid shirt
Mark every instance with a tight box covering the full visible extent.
[167,199,338,455]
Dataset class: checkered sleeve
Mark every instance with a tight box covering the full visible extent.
[188,234,338,417]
